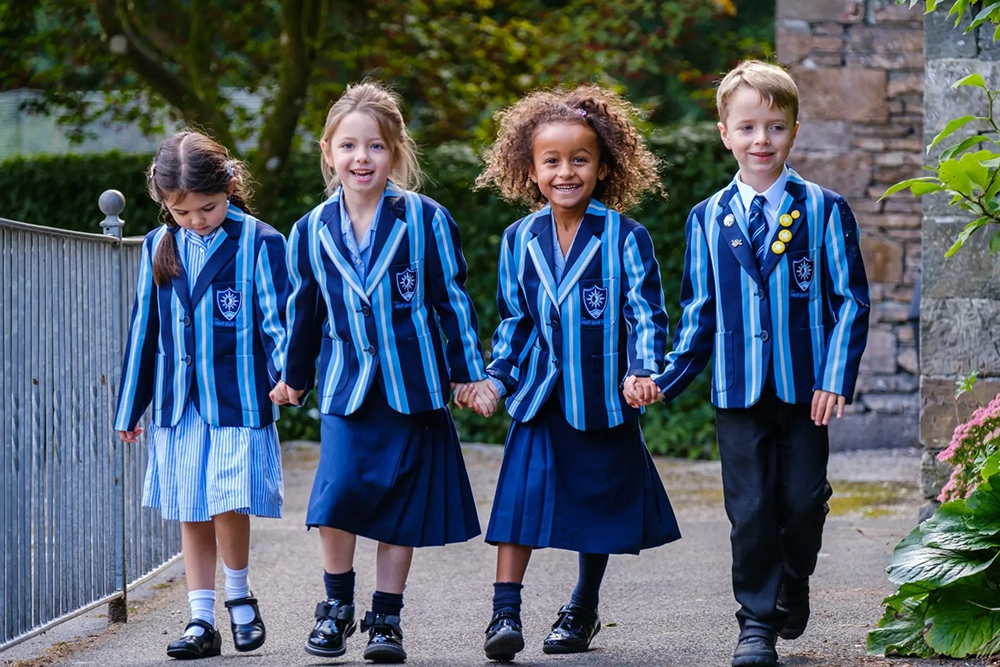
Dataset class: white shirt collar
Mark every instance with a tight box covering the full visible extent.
[736,165,789,214]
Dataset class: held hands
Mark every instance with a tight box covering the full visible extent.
[451,379,500,418]
[811,390,846,426]
[623,375,663,409]
[270,380,305,407]
[118,427,143,443]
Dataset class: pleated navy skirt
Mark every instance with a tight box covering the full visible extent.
[486,396,681,554]
[305,385,481,547]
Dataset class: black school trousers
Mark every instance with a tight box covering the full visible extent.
[715,388,832,634]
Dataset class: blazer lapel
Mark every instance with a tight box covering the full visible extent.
[556,209,603,304]
[364,194,409,296]
[760,175,808,282]
[715,183,764,288]
[168,227,193,314]
[189,216,241,307]
[525,209,560,307]
[316,191,369,304]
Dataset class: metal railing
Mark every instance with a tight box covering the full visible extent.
[1,192,181,650]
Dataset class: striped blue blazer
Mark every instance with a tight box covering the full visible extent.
[115,204,289,430]
[653,168,870,409]
[283,182,486,416]
[486,199,669,431]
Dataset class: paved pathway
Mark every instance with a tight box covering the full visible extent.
[5,445,997,667]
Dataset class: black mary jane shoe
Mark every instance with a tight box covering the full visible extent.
[166,620,223,660]
[776,574,810,640]
[361,611,407,663]
[225,593,266,652]
[305,599,357,658]
[541,604,601,654]
[483,611,524,662]
[731,631,778,667]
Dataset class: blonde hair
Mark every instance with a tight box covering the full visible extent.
[318,81,422,195]
[475,84,664,212]
[716,60,799,125]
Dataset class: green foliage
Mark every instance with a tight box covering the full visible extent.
[0,121,733,458]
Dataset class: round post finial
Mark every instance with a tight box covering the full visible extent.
[99,190,126,239]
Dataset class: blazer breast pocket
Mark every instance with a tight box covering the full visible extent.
[389,260,424,311]
[578,278,618,329]
[212,281,251,332]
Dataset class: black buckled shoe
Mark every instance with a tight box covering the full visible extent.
[484,611,524,662]
[361,611,406,663]
[541,604,601,654]
[776,575,810,640]
[305,599,357,658]
[225,594,266,652]
[732,630,777,667]
[166,620,222,660]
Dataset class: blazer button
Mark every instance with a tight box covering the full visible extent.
[362,306,372,317]
[184,355,193,365]
[368,345,376,355]
[182,316,192,326]
[757,290,766,301]
[551,318,560,331]
[760,330,770,343]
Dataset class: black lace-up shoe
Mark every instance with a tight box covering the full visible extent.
[361,611,406,663]
[776,575,810,640]
[225,593,266,652]
[541,604,601,654]
[305,599,356,658]
[732,630,777,667]
[484,610,524,662]
[166,620,222,660]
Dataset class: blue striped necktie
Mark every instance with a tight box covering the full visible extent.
[748,195,768,265]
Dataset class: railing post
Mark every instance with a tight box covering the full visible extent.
[103,190,128,625]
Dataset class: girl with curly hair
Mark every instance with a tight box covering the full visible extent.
[470,84,681,661]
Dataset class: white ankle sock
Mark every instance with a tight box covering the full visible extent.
[223,563,255,625]
[186,589,216,635]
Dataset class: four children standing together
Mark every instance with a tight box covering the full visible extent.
[115,60,870,667]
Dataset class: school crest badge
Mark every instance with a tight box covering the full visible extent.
[793,257,814,292]
[583,285,608,320]
[216,287,242,321]
[396,268,417,302]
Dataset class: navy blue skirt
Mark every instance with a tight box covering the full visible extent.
[486,397,680,554]
[306,385,481,547]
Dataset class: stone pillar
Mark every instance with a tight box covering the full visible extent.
[777,0,923,451]
[920,9,1000,509]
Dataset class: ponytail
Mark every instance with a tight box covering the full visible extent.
[152,216,182,286]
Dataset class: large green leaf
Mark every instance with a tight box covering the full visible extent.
[925,583,1000,657]
[880,176,939,200]
[939,134,997,162]
[881,581,937,611]
[887,537,997,587]
[867,595,934,657]
[928,115,980,152]
[967,477,1000,535]
[984,451,1000,481]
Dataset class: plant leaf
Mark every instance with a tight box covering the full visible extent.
[946,218,991,257]
[924,583,1000,657]
[928,115,979,152]
[969,2,1000,30]
[881,581,937,611]
[887,533,997,587]
[967,477,1000,534]
[939,134,995,162]
[867,594,934,657]
[911,181,945,196]
[991,229,1000,257]
[953,72,988,90]
[881,176,939,200]
[983,451,1000,482]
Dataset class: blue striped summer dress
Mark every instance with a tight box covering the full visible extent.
[142,228,284,522]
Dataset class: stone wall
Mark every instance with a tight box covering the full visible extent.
[776,0,923,450]
[921,9,1000,508]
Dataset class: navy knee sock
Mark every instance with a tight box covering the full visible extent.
[324,569,355,605]
[492,582,524,615]
[371,591,404,617]
[569,553,609,611]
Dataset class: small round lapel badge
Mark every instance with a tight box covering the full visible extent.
[724,214,736,227]
[791,210,801,220]
[778,229,792,243]
[771,240,786,255]
[779,213,793,227]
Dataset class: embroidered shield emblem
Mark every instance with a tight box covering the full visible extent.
[793,257,814,292]
[583,285,608,320]
[216,287,242,321]
[396,268,417,302]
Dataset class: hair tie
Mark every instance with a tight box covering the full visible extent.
[574,108,587,117]
[225,160,235,177]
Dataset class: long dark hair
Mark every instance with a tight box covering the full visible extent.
[147,131,251,286]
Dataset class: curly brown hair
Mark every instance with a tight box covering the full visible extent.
[475,84,664,212]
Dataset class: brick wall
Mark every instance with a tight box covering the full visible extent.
[776,0,923,450]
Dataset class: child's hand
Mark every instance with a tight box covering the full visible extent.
[118,428,143,443]
[470,379,499,418]
[451,382,478,409]
[811,390,846,426]
[269,381,290,406]
[623,376,662,408]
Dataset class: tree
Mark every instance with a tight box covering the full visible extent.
[0,0,764,216]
